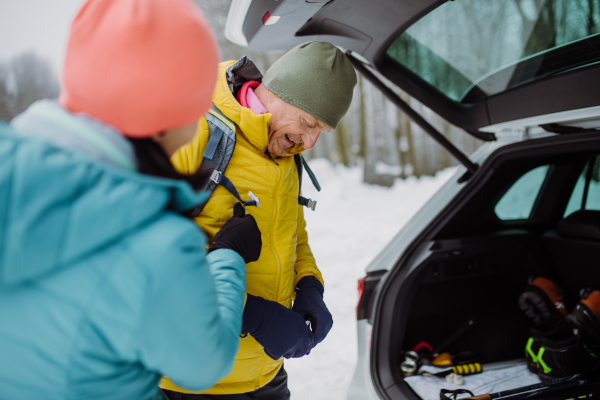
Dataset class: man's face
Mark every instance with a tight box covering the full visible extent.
[264,92,332,156]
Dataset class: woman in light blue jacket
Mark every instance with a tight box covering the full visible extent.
[0,0,260,399]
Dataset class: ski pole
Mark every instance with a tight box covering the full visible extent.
[460,374,587,400]
[433,319,475,356]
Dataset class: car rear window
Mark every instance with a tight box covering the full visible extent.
[386,0,600,103]
[495,165,549,220]
[564,156,600,216]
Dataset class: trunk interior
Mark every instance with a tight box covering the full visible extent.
[371,131,600,399]
[405,231,545,365]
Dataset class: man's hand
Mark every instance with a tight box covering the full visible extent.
[292,276,333,346]
[242,294,314,359]
[209,203,262,264]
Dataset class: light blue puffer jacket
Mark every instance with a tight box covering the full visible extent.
[0,102,246,400]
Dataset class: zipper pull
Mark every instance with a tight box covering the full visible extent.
[265,149,279,166]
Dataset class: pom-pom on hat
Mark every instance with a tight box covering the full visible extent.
[59,0,219,137]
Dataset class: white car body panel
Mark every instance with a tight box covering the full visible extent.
[347,320,377,400]
[225,0,251,47]
[480,105,600,134]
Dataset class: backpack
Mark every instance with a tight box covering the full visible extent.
[186,105,320,217]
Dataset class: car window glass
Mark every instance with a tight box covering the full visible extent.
[495,165,549,220]
[564,172,587,217]
[564,157,600,217]
[386,0,600,103]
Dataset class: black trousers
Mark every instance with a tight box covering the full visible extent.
[160,366,290,400]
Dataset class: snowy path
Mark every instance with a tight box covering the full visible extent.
[285,159,456,400]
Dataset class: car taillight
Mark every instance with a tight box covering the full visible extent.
[262,11,280,26]
[357,276,366,319]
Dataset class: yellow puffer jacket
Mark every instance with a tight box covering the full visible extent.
[160,60,324,394]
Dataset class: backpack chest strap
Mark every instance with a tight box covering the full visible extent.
[295,153,320,211]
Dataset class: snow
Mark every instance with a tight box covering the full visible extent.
[285,159,457,400]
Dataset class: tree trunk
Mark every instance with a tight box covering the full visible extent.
[334,118,351,167]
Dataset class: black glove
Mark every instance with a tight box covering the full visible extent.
[292,276,333,346]
[242,294,314,360]
[209,203,261,263]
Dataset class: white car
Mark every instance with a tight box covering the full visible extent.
[226,0,600,398]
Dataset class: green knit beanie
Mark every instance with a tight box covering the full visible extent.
[263,41,357,130]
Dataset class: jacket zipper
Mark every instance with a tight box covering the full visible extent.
[265,149,279,166]
[271,160,283,306]
[255,150,284,390]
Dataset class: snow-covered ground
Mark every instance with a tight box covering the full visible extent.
[285,159,457,400]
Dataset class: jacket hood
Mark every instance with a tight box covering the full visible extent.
[0,118,208,288]
[213,60,304,157]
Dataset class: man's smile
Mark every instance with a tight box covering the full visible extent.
[284,134,294,146]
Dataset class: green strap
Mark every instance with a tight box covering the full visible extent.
[37,106,136,171]
[525,337,539,363]
[537,347,553,374]
[584,344,597,358]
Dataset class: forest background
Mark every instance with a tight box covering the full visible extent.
[0,0,482,186]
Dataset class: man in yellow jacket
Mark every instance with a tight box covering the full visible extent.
[161,41,357,399]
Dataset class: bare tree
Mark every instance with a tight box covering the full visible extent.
[333,118,352,167]
[10,51,59,118]
[0,61,14,122]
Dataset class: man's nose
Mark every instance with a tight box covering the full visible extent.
[301,130,321,150]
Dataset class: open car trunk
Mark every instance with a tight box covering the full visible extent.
[227,1,600,397]
[370,131,600,399]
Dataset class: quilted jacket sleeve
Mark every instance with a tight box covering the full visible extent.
[293,204,324,289]
[131,219,245,391]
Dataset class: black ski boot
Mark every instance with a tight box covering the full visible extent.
[519,277,568,331]
[519,277,599,380]
[566,289,600,357]
[534,326,595,381]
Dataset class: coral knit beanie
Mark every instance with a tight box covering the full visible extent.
[59,0,219,137]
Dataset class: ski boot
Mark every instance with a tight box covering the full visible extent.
[532,326,594,381]
[519,277,597,380]
[519,276,568,331]
[566,289,600,357]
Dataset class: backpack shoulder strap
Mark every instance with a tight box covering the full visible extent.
[186,105,258,217]
[295,153,321,212]
[203,107,236,161]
